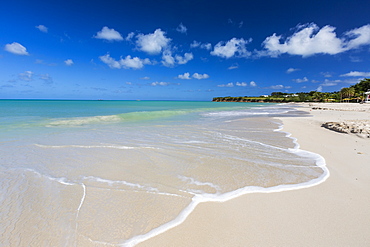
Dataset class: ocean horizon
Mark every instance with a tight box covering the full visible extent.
[0,100,328,246]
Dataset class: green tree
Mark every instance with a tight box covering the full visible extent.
[351,78,370,93]
[312,91,323,102]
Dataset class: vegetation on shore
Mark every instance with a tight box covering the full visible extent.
[213,78,370,103]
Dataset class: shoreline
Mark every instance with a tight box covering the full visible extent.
[138,103,370,246]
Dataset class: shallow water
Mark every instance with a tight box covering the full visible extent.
[0,100,327,246]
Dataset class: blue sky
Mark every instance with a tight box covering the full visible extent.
[1,0,370,100]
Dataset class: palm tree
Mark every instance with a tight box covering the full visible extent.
[340,87,350,102]
[348,87,355,100]
[312,91,323,102]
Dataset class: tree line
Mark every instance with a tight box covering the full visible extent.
[213,78,370,103]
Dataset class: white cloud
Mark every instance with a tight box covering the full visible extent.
[36,25,48,33]
[178,72,191,79]
[228,64,239,70]
[161,50,193,67]
[211,38,251,58]
[4,42,29,55]
[140,76,150,80]
[263,24,343,57]
[151,81,170,86]
[218,81,255,87]
[121,56,151,69]
[176,23,187,34]
[201,43,212,50]
[293,77,308,83]
[262,23,370,57]
[94,26,123,41]
[192,73,209,79]
[161,50,176,67]
[340,71,370,77]
[99,54,121,69]
[190,41,201,48]
[286,68,300,74]
[270,85,284,89]
[177,72,209,79]
[316,86,323,92]
[217,82,234,87]
[321,79,341,86]
[236,82,247,87]
[126,32,135,41]
[64,59,74,66]
[136,29,171,55]
[190,41,212,50]
[99,54,151,69]
[344,24,370,50]
[19,71,34,81]
[176,53,193,64]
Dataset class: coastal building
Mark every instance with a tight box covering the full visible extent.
[365,90,370,103]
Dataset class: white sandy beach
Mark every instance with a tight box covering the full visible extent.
[139,103,370,247]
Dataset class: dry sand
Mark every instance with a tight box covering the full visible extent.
[139,103,370,247]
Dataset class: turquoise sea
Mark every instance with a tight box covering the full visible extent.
[0,100,328,246]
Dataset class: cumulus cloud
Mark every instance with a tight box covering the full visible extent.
[293,77,308,83]
[176,23,187,34]
[340,71,370,77]
[4,42,29,55]
[236,82,247,87]
[344,24,370,50]
[176,53,193,64]
[218,81,255,87]
[64,59,74,66]
[316,86,323,92]
[94,26,123,41]
[178,72,191,79]
[161,50,175,67]
[161,50,193,67]
[250,81,257,87]
[190,41,201,48]
[217,82,234,87]
[126,32,135,41]
[177,72,209,79]
[36,25,48,33]
[211,38,251,58]
[140,76,150,80]
[192,73,209,79]
[151,81,170,86]
[99,54,151,69]
[262,23,370,57]
[262,24,343,57]
[286,68,300,74]
[136,29,171,55]
[190,41,212,50]
[120,56,150,69]
[270,85,285,89]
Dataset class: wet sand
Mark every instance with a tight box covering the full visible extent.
[139,103,370,247]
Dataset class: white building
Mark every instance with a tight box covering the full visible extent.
[365,90,370,103]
